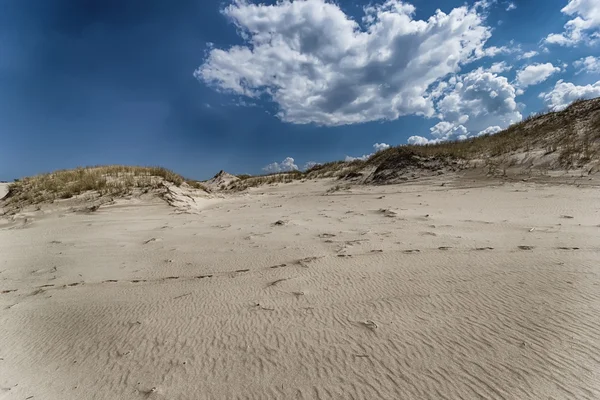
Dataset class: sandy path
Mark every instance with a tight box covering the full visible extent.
[1,178,599,399]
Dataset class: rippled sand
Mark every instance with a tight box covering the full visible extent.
[1,177,599,399]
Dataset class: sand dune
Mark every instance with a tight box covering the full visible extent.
[1,176,599,399]
[0,183,8,200]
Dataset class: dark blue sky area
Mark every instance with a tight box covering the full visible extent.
[0,0,597,180]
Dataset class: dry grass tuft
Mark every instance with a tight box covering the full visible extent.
[396,97,600,167]
[3,165,207,210]
[227,170,304,191]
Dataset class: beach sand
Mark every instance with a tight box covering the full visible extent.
[1,176,599,399]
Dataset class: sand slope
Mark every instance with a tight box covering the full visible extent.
[1,177,599,399]
[0,183,8,200]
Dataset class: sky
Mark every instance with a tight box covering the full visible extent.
[1,0,600,180]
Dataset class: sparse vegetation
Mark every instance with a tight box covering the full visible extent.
[3,165,207,210]
[4,98,600,208]
[326,184,351,193]
[225,98,600,187]
[227,170,304,191]
[399,98,600,165]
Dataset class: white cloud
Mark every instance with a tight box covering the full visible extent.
[434,67,522,134]
[263,157,299,173]
[430,121,468,140]
[373,143,391,152]
[515,63,561,88]
[489,61,512,73]
[407,135,438,145]
[345,142,392,162]
[477,125,502,136]
[519,50,538,59]
[544,0,600,46]
[539,79,600,111]
[473,45,512,59]
[506,3,516,11]
[574,56,600,74]
[345,154,371,162]
[303,161,320,170]
[197,0,498,126]
[407,67,521,143]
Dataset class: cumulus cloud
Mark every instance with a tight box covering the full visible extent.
[574,56,600,74]
[434,67,522,134]
[345,154,370,162]
[473,45,513,59]
[407,123,503,145]
[506,3,516,11]
[488,61,512,73]
[515,63,561,88]
[477,125,502,136]
[373,143,391,152]
[539,79,600,111]
[345,142,393,162]
[407,135,438,145]
[197,0,499,126]
[303,161,320,170]
[430,121,468,140]
[404,66,521,144]
[519,50,538,59]
[544,0,600,46]
[263,157,299,173]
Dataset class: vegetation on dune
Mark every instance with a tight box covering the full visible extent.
[3,165,207,208]
[399,98,600,167]
[3,98,600,204]
[303,97,600,179]
[229,170,304,191]
[225,98,600,189]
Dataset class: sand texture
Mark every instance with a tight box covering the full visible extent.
[1,177,599,399]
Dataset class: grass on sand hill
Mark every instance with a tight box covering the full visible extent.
[4,98,600,199]
[3,165,207,209]
[304,98,600,179]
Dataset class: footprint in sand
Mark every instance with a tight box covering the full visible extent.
[265,278,289,288]
[269,263,287,269]
[318,233,336,238]
[518,245,534,250]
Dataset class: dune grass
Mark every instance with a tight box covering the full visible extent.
[304,97,600,178]
[4,165,207,208]
[4,98,599,204]
[398,98,600,167]
[228,170,304,191]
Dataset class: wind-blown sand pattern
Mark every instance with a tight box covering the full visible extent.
[1,177,599,399]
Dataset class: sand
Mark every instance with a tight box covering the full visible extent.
[1,176,599,399]
[0,183,8,201]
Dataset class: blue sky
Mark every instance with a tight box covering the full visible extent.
[1,0,599,180]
